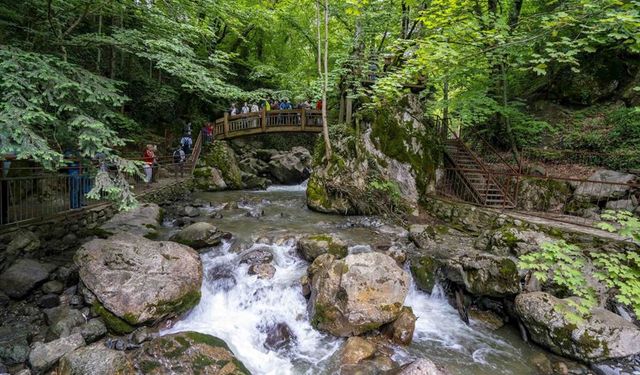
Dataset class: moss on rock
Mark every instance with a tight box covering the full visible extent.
[91,302,135,335]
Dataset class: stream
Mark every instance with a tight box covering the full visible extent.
[159,184,549,375]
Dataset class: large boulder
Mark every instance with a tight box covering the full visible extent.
[198,141,243,189]
[439,252,520,298]
[297,234,348,262]
[74,233,202,327]
[170,222,228,250]
[193,166,227,191]
[573,170,636,201]
[99,203,162,237]
[515,292,640,362]
[58,343,133,375]
[0,258,56,298]
[130,332,249,374]
[1,230,41,271]
[269,153,310,184]
[29,333,85,373]
[308,252,410,336]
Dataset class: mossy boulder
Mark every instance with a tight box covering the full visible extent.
[307,252,409,336]
[515,292,640,363]
[75,233,202,327]
[130,332,249,374]
[410,255,440,292]
[170,222,229,250]
[59,343,134,375]
[199,141,243,189]
[297,234,348,261]
[439,252,520,298]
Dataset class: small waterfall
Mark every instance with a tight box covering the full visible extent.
[265,179,308,192]
[162,239,341,375]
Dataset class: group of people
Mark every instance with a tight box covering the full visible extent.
[228,99,322,115]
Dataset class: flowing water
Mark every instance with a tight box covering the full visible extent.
[160,184,549,375]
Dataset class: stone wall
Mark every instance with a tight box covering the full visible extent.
[421,196,637,252]
[0,180,193,272]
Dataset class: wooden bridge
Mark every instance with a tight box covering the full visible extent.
[213,109,324,139]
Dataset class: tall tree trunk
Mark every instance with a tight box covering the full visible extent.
[442,76,449,141]
[501,63,522,169]
[321,0,332,160]
[96,14,102,72]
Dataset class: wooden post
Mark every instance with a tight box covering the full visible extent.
[223,112,229,138]
[261,109,267,132]
[301,109,306,130]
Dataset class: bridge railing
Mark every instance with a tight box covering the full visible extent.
[214,109,323,139]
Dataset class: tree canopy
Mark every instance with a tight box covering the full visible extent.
[0,0,638,204]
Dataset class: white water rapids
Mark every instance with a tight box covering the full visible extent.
[161,185,544,375]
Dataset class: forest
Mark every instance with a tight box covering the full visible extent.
[0,1,640,375]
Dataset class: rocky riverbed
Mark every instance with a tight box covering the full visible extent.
[1,183,639,374]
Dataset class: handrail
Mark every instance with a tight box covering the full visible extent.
[442,119,517,206]
[214,109,323,140]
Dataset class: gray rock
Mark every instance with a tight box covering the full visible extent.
[396,358,448,375]
[382,306,416,345]
[6,230,40,257]
[308,252,410,336]
[263,322,295,351]
[70,319,106,344]
[74,233,202,325]
[439,252,520,297]
[297,234,348,262]
[240,248,273,266]
[170,222,227,250]
[58,343,133,375]
[515,292,640,362]
[605,198,638,212]
[28,333,85,373]
[0,324,30,365]
[248,263,276,279]
[0,259,56,298]
[130,326,154,345]
[131,332,249,374]
[269,153,310,185]
[41,280,64,294]
[45,307,86,338]
[99,203,161,237]
[183,206,200,217]
[574,170,636,201]
[341,336,375,365]
[37,294,60,309]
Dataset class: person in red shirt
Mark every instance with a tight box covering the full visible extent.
[204,122,214,144]
[143,144,155,186]
[315,99,323,110]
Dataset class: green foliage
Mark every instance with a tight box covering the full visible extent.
[519,240,596,323]
[597,210,640,244]
[521,211,640,323]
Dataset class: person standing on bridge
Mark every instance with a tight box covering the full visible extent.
[250,103,260,128]
[230,103,238,116]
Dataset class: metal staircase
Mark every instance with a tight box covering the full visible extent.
[443,138,516,208]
